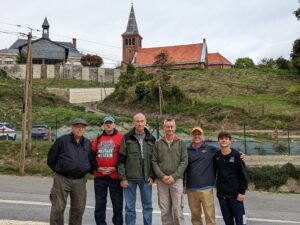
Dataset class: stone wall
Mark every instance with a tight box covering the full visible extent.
[47,87,115,103]
[0,64,120,84]
[246,155,300,168]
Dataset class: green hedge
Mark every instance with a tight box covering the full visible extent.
[247,163,298,190]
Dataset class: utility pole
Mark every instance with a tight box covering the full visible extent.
[19,32,32,175]
[27,34,33,154]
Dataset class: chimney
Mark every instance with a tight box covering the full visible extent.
[72,38,77,48]
[203,38,206,43]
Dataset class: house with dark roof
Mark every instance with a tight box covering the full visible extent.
[122,5,232,71]
[0,18,83,65]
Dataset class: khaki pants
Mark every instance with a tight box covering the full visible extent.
[187,188,216,225]
[49,173,87,225]
[157,179,184,225]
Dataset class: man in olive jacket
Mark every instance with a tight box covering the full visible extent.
[118,113,156,225]
[152,118,188,225]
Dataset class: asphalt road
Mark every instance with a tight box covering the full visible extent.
[0,175,299,225]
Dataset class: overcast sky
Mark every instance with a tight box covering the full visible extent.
[0,0,299,67]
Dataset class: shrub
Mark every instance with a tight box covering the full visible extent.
[0,69,8,79]
[274,143,288,154]
[135,82,147,101]
[247,163,297,190]
[234,57,256,69]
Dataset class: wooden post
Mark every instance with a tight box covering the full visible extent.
[27,37,33,154]
[48,127,52,141]
[20,32,32,176]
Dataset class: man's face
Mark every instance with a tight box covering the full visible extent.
[192,130,204,145]
[71,124,86,138]
[218,136,231,148]
[164,121,176,137]
[134,114,146,133]
[102,121,115,133]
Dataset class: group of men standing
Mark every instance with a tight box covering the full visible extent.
[47,113,248,225]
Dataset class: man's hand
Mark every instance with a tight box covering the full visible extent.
[162,175,175,185]
[120,180,129,188]
[97,167,116,175]
[237,193,245,201]
[147,177,154,186]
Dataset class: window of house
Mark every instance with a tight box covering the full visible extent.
[4,58,13,64]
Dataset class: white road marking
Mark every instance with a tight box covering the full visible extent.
[1,199,300,224]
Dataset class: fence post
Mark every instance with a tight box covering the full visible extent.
[55,114,58,140]
[243,124,247,154]
[287,125,291,155]
[156,117,160,140]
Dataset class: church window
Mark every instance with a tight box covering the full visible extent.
[129,39,132,45]
[132,38,135,45]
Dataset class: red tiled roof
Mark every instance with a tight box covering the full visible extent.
[134,43,203,66]
[207,52,232,65]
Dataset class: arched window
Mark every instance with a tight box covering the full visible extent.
[125,39,128,45]
[129,39,132,45]
[132,38,135,45]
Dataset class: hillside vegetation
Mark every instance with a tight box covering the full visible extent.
[0,70,108,129]
[101,67,300,130]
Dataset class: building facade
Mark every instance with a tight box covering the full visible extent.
[0,18,83,65]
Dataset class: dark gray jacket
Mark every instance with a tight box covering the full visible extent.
[184,143,218,189]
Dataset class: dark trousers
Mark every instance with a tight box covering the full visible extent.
[49,173,87,225]
[94,176,123,225]
[218,197,246,225]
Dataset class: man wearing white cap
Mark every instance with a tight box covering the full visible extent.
[90,116,124,225]
[47,118,92,225]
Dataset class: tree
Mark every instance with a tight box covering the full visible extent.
[17,52,27,64]
[80,54,103,67]
[234,57,256,68]
[258,58,276,69]
[294,1,300,20]
[291,39,300,73]
[275,57,291,70]
[153,50,173,70]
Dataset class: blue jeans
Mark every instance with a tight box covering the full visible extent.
[94,176,123,225]
[124,179,152,225]
[218,197,246,225]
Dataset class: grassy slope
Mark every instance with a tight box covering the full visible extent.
[100,68,300,130]
[0,78,112,129]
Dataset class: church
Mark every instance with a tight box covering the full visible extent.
[122,6,232,71]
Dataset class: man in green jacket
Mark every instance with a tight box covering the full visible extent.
[152,118,188,225]
[118,113,156,225]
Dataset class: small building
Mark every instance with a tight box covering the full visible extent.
[0,18,83,65]
[122,5,232,71]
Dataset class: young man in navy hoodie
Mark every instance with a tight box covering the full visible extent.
[214,131,248,225]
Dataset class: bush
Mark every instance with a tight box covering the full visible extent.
[247,163,297,190]
[135,82,147,101]
[274,143,288,154]
[234,57,256,69]
[0,69,8,79]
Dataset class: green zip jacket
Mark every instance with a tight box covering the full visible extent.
[118,127,156,181]
[152,136,188,180]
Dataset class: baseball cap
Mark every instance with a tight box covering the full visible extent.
[191,127,204,134]
[103,116,115,123]
[71,118,88,126]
